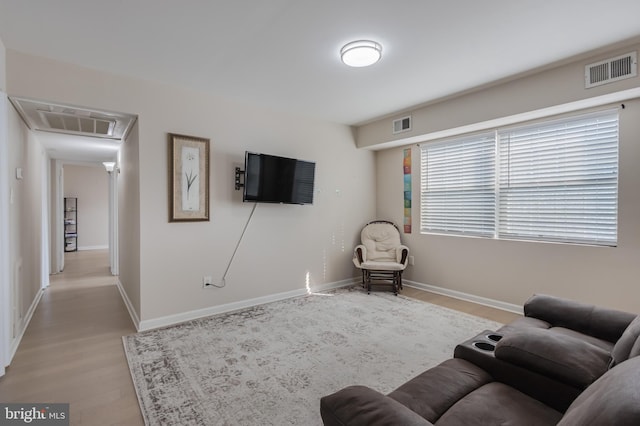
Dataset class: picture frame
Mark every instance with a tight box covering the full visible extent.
[169,133,210,222]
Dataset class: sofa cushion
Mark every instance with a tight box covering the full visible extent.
[320,385,432,426]
[610,315,640,367]
[389,358,492,423]
[545,327,614,351]
[558,356,640,426]
[454,340,581,412]
[498,317,615,351]
[630,334,640,359]
[523,294,635,342]
[434,382,562,426]
[496,316,551,335]
[494,328,611,389]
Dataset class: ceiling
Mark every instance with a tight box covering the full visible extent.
[35,131,123,163]
[1,1,640,131]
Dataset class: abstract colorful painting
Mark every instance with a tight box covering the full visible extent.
[403,148,412,233]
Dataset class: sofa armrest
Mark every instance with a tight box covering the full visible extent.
[495,328,611,389]
[524,294,636,342]
[320,385,433,426]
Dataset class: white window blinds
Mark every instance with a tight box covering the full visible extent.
[497,111,618,245]
[420,109,619,246]
[420,133,495,237]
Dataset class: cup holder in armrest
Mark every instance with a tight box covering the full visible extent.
[473,341,496,351]
[486,334,502,342]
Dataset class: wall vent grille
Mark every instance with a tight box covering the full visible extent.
[393,116,412,134]
[585,51,637,88]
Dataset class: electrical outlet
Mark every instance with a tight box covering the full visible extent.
[203,276,213,288]
[409,256,415,266]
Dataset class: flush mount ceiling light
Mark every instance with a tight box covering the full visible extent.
[340,40,382,67]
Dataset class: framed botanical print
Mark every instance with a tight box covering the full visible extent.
[169,133,210,222]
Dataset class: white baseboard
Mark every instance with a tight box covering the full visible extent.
[404,280,524,315]
[137,278,356,332]
[116,278,141,332]
[78,245,108,251]
[9,288,44,363]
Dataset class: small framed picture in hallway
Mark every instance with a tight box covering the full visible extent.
[169,133,210,222]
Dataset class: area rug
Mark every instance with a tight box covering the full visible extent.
[123,287,502,425]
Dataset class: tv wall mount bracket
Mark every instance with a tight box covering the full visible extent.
[235,167,245,190]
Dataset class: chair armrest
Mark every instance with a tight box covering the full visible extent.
[524,294,636,342]
[495,328,611,389]
[320,385,433,426]
[396,245,409,266]
[353,245,367,268]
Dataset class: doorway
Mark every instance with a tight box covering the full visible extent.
[1,96,135,375]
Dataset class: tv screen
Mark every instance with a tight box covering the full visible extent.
[243,152,316,204]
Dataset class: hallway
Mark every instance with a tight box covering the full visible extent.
[0,250,143,425]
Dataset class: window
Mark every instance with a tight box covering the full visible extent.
[420,110,618,246]
[421,133,496,237]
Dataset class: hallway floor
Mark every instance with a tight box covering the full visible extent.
[0,250,143,425]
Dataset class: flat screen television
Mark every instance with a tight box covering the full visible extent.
[243,151,316,205]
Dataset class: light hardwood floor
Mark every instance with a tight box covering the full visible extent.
[0,250,144,426]
[401,286,522,324]
[0,250,520,425]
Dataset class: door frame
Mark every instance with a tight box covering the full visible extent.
[108,162,119,275]
[0,91,10,376]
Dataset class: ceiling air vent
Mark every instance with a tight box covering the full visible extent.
[9,97,137,140]
[393,115,411,134]
[39,111,116,136]
[585,51,637,88]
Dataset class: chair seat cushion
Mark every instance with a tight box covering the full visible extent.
[435,382,563,426]
[361,261,405,271]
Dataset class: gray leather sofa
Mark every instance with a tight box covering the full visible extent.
[320,295,640,425]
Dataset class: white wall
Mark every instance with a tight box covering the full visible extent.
[63,164,109,250]
[357,37,640,149]
[118,120,141,319]
[6,49,377,324]
[49,159,62,273]
[7,101,46,350]
[0,36,6,92]
[0,90,9,374]
[0,37,8,374]
[367,41,640,313]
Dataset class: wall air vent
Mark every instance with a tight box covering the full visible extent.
[393,115,411,134]
[585,51,637,88]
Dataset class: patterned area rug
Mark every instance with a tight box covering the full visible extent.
[123,287,502,425]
